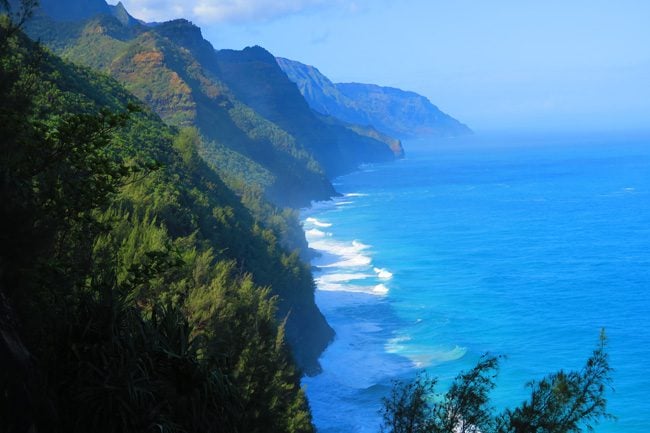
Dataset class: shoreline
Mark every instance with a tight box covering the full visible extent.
[298,135,650,433]
[300,188,415,433]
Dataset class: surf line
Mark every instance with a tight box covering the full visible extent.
[303,194,392,297]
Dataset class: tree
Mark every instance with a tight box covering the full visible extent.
[382,332,612,433]
[0,14,147,431]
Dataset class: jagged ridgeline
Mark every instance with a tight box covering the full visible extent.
[22,0,413,372]
[0,13,327,433]
[276,57,472,139]
[25,0,355,362]
[26,1,402,207]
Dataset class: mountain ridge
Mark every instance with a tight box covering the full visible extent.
[216,45,400,177]
[28,3,403,206]
[277,56,472,139]
[27,10,338,208]
[1,19,318,430]
[26,0,462,375]
[26,1,341,373]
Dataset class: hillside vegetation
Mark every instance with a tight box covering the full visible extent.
[27,6,401,207]
[1,13,323,431]
[1,3,614,433]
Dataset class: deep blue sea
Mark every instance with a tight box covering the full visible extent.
[301,132,650,433]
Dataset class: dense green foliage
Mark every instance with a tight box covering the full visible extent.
[1,3,618,433]
[0,13,323,431]
[25,11,340,207]
[381,334,612,433]
[25,6,338,369]
[22,7,403,374]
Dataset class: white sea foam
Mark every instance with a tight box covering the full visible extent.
[306,228,327,238]
[307,230,389,295]
[386,341,468,368]
[310,239,369,256]
[373,267,393,280]
[372,284,389,295]
[386,333,468,367]
[309,238,372,269]
[305,217,332,228]
[345,193,368,197]
[335,201,354,206]
[313,279,348,292]
[315,273,373,292]
[306,200,337,213]
[319,273,372,283]
[315,279,387,296]
[409,346,468,368]
[352,240,368,248]
[385,335,412,353]
[328,255,372,268]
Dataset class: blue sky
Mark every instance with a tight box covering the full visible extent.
[111,0,650,132]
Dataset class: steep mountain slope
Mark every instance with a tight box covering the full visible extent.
[29,1,403,207]
[216,46,400,177]
[337,82,472,137]
[277,56,472,139]
[148,19,337,205]
[1,21,319,431]
[25,0,404,373]
[27,12,335,207]
[276,57,361,126]
[25,5,336,373]
[108,1,143,27]
[317,112,404,158]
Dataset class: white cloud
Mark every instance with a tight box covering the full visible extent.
[193,0,328,23]
[105,0,176,23]
[109,0,355,24]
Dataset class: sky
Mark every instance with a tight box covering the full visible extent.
[109,0,650,132]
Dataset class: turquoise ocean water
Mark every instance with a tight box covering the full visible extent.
[301,133,650,433]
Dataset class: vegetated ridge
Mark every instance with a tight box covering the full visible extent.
[1,13,317,431]
[28,2,403,208]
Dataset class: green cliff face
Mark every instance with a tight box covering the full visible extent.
[216,46,399,177]
[25,2,342,377]
[26,13,336,208]
[277,56,472,139]
[23,0,404,378]
[27,9,401,207]
[1,17,320,430]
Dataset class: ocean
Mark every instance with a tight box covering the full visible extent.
[301,132,650,433]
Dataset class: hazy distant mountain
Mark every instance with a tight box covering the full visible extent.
[277,57,472,139]
[108,1,144,27]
